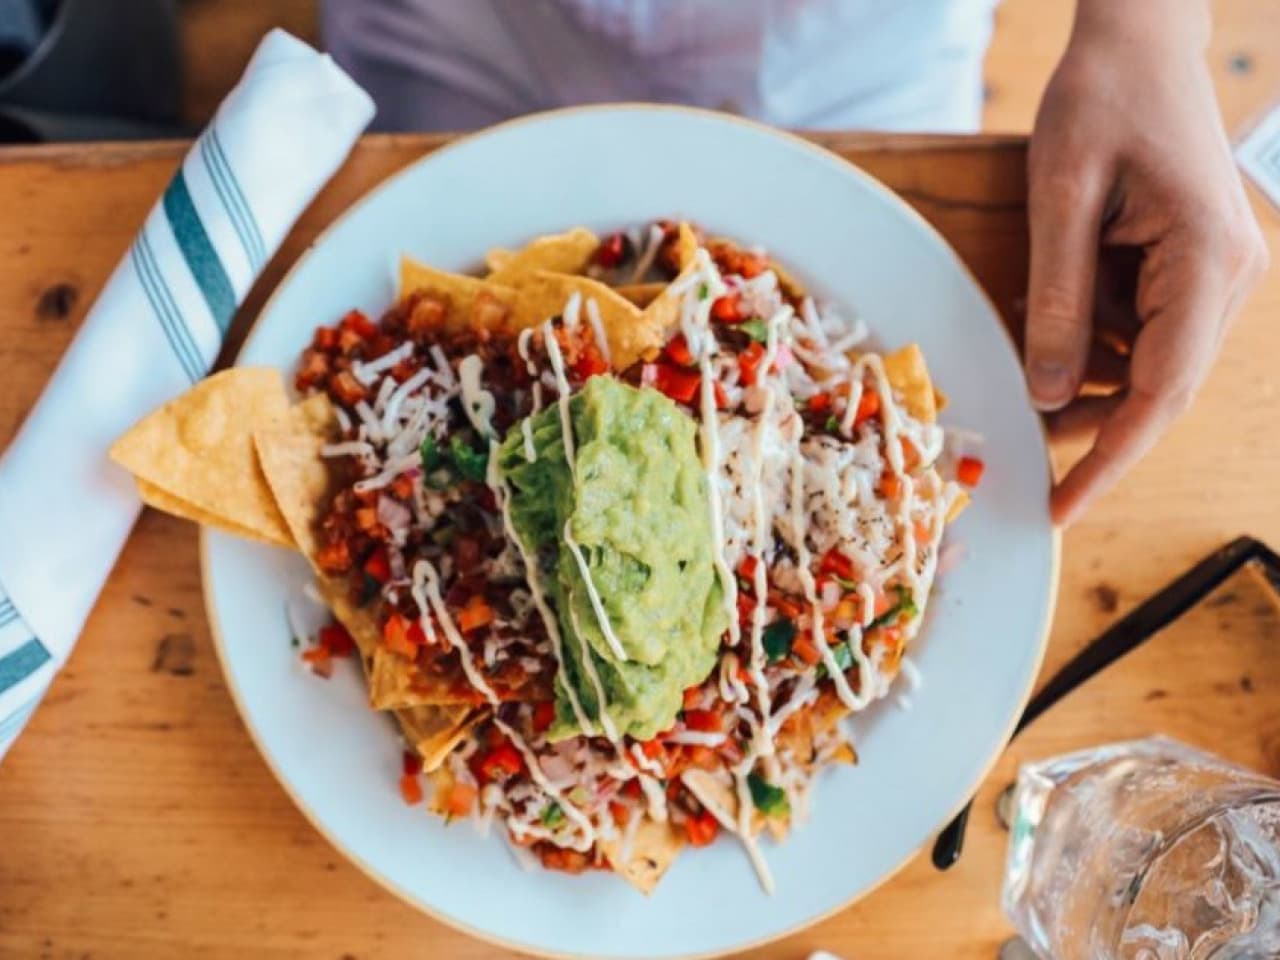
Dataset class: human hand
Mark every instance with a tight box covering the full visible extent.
[1024,0,1268,525]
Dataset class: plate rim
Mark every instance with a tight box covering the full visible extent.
[201,102,1062,960]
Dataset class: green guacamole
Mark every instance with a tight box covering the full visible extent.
[499,376,727,741]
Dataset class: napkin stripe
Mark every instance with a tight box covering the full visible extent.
[131,236,203,384]
[163,171,236,332]
[0,695,38,744]
[0,638,50,695]
[201,128,267,269]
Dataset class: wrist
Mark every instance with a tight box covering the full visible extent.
[1072,0,1211,57]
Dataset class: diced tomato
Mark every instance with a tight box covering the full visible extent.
[738,341,766,386]
[312,326,339,351]
[682,687,703,711]
[355,506,380,533]
[683,709,722,733]
[620,778,643,799]
[390,474,415,500]
[833,597,860,627]
[572,347,609,380]
[532,701,556,733]
[880,472,902,500]
[318,623,355,657]
[901,436,921,471]
[340,309,378,340]
[301,645,333,678]
[407,619,428,647]
[713,380,729,410]
[737,555,759,583]
[609,801,631,828]
[711,292,743,323]
[738,254,767,280]
[957,456,985,487]
[855,389,880,425]
[685,810,720,847]
[736,592,757,623]
[685,745,718,771]
[442,781,477,817]
[664,333,695,367]
[791,634,822,666]
[594,232,628,268]
[640,739,666,762]
[808,392,832,414]
[653,363,701,404]
[402,750,424,777]
[869,588,892,621]
[769,591,803,620]
[818,549,858,582]
[399,773,424,806]
[477,742,524,782]
[363,546,391,583]
[458,594,494,634]
[914,518,932,544]
[382,613,417,658]
[540,846,593,874]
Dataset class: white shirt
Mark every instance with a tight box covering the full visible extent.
[321,0,998,133]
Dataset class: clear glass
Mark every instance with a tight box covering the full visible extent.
[1002,737,1280,960]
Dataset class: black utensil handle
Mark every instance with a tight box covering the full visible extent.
[931,535,1277,870]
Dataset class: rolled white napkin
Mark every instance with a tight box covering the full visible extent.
[0,29,374,758]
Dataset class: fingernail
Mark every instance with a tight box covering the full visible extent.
[1028,360,1073,411]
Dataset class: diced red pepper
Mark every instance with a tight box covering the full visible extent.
[653,363,701,404]
[402,750,424,777]
[808,392,833,414]
[458,595,494,634]
[442,781,477,817]
[738,254,767,280]
[301,645,333,678]
[363,546,391,584]
[382,613,416,658]
[399,773,424,806]
[340,309,378,340]
[685,745,718,771]
[818,549,858,582]
[713,380,729,410]
[620,778,643,799]
[318,623,355,657]
[664,333,695,367]
[685,810,720,847]
[711,292,743,323]
[737,555,759,583]
[407,619,428,647]
[609,801,631,828]
[682,687,703,711]
[855,389,880,425]
[880,472,902,500]
[682,709,722,733]
[957,456,985,487]
[792,634,822,666]
[533,701,556,733]
[477,742,525,782]
[572,346,609,381]
[738,341,766,386]
[313,326,339,351]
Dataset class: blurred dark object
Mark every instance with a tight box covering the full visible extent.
[0,0,183,143]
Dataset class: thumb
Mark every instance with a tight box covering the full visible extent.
[1024,163,1108,411]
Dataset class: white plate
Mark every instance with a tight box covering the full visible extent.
[203,106,1059,959]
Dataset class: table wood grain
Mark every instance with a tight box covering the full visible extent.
[0,132,1276,960]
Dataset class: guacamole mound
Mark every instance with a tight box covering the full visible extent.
[499,375,727,740]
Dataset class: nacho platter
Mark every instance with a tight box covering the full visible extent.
[113,219,979,896]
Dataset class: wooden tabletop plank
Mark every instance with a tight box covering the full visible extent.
[0,131,1276,959]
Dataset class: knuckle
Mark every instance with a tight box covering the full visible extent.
[1028,282,1088,339]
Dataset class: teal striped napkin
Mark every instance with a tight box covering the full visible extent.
[0,29,374,759]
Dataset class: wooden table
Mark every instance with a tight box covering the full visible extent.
[0,133,1277,960]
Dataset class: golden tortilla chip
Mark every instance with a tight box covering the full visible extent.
[396,704,482,772]
[399,256,520,333]
[110,367,293,546]
[614,282,666,308]
[510,270,662,369]
[883,344,938,423]
[639,223,700,341]
[486,228,598,285]
[135,479,285,547]
[600,816,685,895]
[946,488,971,524]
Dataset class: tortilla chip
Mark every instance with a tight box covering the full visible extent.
[883,344,938,423]
[484,248,514,273]
[511,270,662,369]
[639,223,700,341]
[486,228,598,285]
[946,488,971,524]
[399,256,520,333]
[614,282,666,308]
[135,479,286,547]
[600,816,685,895]
[396,704,482,772]
[110,367,293,545]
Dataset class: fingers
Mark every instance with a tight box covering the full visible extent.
[1045,393,1125,443]
[1024,159,1111,412]
[1050,244,1226,524]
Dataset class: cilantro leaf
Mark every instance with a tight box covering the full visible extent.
[449,435,489,483]
[739,318,769,343]
[824,415,840,434]
[419,435,442,472]
[697,283,709,300]
[747,772,791,818]
[541,802,566,828]
[816,639,854,680]
[762,618,797,663]
[869,585,916,629]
